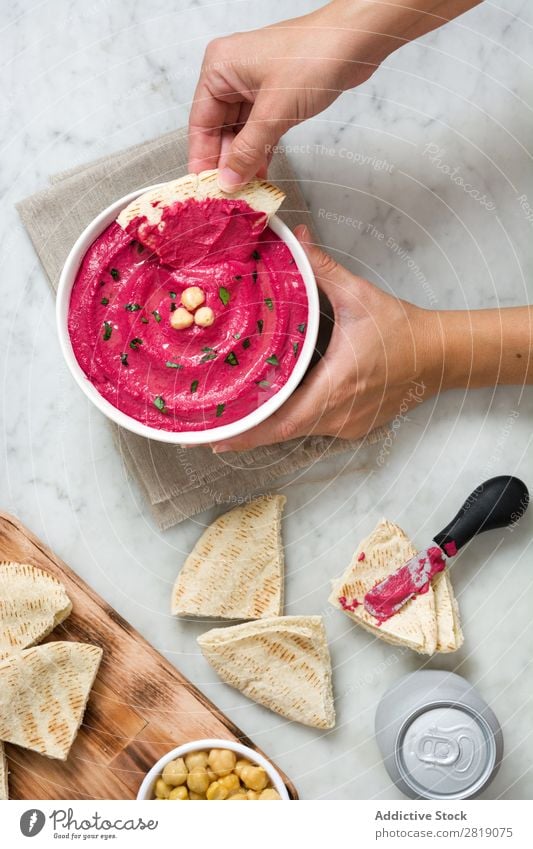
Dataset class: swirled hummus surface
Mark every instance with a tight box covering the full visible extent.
[68,198,308,431]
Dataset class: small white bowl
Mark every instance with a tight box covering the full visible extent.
[56,185,319,445]
[136,738,290,800]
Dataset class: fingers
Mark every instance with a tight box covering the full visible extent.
[213,366,332,452]
[294,225,348,305]
[188,80,230,173]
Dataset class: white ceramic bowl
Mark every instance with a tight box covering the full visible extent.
[136,738,290,800]
[56,185,319,445]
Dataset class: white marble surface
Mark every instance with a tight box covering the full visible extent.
[1,0,532,800]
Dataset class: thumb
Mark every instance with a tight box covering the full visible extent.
[218,91,294,191]
[294,225,347,304]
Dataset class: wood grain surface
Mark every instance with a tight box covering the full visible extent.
[0,513,298,800]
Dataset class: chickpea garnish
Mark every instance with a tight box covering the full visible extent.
[219,773,240,793]
[184,751,208,771]
[259,788,281,800]
[187,766,210,795]
[234,758,251,779]
[181,286,205,311]
[228,790,248,800]
[246,790,259,800]
[169,786,189,800]
[162,757,187,787]
[241,765,268,792]
[208,748,237,777]
[194,306,215,327]
[188,791,205,800]
[154,778,171,799]
[170,306,194,330]
[206,780,229,800]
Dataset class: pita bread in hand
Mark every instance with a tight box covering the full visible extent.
[172,495,286,620]
[0,561,72,660]
[0,742,8,800]
[328,519,463,655]
[198,616,335,729]
[117,169,285,229]
[0,641,103,760]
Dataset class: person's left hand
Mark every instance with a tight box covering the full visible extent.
[212,225,444,453]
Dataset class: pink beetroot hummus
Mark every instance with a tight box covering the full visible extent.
[68,197,308,431]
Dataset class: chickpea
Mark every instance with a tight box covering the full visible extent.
[219,773,240,793]
[187,766,210,795]
[189,791,205,800]
[162,757,187,787]
[169,786,189,800]
[259,788,281,800]
[206,780,229,800]
[170,306,194,330]
[246,790,259,800]
[234,758,251,779]
[208,748,237,777]
[227,790,248,800]
[184,751,208,771]
[154,778,171,799]
[241,765,268,792]
[194,306,215,327]
[181,286,205,311]
[207,769,217,782]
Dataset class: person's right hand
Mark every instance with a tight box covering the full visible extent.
[188,2,380,190]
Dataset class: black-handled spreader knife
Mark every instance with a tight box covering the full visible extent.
[364,475,529,623]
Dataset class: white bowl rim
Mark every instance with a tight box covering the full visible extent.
[56,184,319,445]
[136,738,290,800]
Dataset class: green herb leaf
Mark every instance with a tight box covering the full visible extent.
[100,297,109,306]
[297,322,307,333]
[125,303,142,312]
[103,321,113,341]
[140,316,149,324]
[190,380,199,394]
[120,353,129,366]
[252,249,261,260]
[219,286,230,306]
[169,291,177,299]
[264,298,273,311]
[256,379,271,389]
[266,354,279,367]
[154,395,167,413]
[225,351,239,366]
[129,337,143,350]
[293,341,299,357]
[216,403,225,418]
[257,319,264,334]
[170,303,177,312]
[152,309,162,323]
[252,271,258,283]
[110,268,120,280]
[233,333,241,340]
[242,338,251,350]
[234,274,242,281]
[165,361,183,369]
[201,351,217,363]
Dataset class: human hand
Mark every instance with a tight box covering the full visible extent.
[213,225,444,452]
[188,2,380,190]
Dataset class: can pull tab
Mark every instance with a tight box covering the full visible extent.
[416,732,461,766]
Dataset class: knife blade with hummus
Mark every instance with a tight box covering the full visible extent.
[68,171,309,432]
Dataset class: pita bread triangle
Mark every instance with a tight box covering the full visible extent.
[0,561,72,660]
[198,615,335,729]
[0,641,103,760]
[172,495,286,620]
[117,169,285,229]
[328,519,463,655]
[0,742,8,800]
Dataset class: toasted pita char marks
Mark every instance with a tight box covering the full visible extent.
[0,642,103,761]
[329,519,463,655]
[0,742,8,800]
[172,495,286,620]
[198,616,335,729]
[0,561,72,660]
[116,170,285,230]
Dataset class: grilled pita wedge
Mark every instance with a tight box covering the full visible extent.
[0,641,103,760]
[198,616,335,729]
[172,495,286,620]
[329,520,463,655]
[0,742,8,800]
[117,170,285,229]
[0,561,72,660]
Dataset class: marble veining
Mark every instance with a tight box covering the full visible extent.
[1,0,532,799]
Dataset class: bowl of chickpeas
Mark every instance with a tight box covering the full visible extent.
[137,739,289,801]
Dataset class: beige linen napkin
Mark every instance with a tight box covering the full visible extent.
[17,128,385,528]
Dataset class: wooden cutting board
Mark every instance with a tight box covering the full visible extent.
[0,513,298,800]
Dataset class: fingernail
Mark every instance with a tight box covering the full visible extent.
[217,167,244,193]
[295,224,310,241]
[212,442,232,454]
